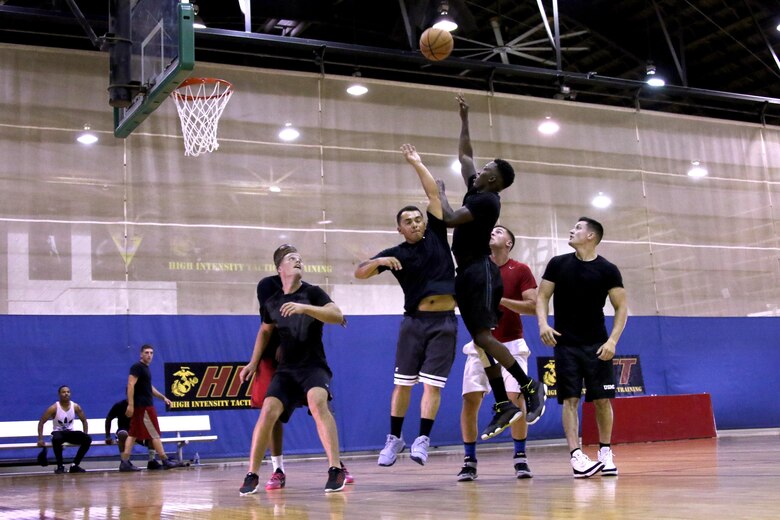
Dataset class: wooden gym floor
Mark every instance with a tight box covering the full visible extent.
[1,433,778,519]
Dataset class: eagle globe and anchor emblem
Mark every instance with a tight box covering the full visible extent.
[542,359,557,388]
[171,366,199,397]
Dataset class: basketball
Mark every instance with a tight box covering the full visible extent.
[419,27,454,62]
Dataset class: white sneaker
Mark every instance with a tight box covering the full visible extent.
[571,449,604,479]
[598,447,618,476]
[410,435,430,466]
[377,434,405,466]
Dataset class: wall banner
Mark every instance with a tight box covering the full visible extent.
[164,362,253,411]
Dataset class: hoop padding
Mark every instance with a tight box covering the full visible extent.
[173,78,234,157]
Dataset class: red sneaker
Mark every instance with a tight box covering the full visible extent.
[265,468,286,490]
[341,462,355,484]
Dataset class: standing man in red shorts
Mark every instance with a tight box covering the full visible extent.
[119,344,180,471]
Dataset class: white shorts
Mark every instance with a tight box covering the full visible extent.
[461,338,530,396]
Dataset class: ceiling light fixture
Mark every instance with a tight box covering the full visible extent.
[687,160,708,178]
[278,122,300,141]
[591,192,612,208]
[645,61,665,87]
[192,3,207,29]
[432,1,458,32]
[346,71,368,96]
[76,124,98,145]
[269,185,281,193]
[450,159,461,173]
[537,116,560,135]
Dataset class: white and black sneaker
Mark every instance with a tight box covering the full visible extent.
[457,457,478,482]
[513,453,532,479]
[571,449,604,479]
[598,447,618,476]
[480,401,523,440]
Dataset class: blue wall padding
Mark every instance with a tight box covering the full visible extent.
[1,314,778,461]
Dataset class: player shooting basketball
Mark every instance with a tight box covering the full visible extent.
[436,94,547,441]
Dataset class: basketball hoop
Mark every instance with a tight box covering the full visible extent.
[172,78,234,157]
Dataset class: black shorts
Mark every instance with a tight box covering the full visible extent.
[265,366,332,423]
[394,311,458,388]
[554,343,615,404]
[455,257,503,338]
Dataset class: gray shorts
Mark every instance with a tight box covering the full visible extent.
[394,311,458,388]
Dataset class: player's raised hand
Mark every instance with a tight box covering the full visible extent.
[401,143,421,165]
[456,93,469,118]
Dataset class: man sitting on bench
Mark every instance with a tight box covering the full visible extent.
[37,385,92,474]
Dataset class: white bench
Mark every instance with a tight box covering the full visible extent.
[0,415,217,462]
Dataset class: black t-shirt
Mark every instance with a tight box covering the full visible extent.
[541,252,624,346]
[373,212,455,314]
[129,361,154,407]
[451,175,501,267]
[106,399,130,433]
[256,276,312,361]
[260,284,334,373]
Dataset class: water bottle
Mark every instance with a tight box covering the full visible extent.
[193,452,201,466]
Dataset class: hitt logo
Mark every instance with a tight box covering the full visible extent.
[171,366,199,397]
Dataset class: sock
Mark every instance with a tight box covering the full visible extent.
[599,443,611,451]
[464,442,476,460]
[506,361,532,387]
[488,377,509,403]
[272,455,284,472]
[419,418,434,438]
[390,416,404,438]
[513,437,527,456]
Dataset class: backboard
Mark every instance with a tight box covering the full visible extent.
[111,0,195,138]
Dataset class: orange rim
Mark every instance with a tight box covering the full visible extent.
[173,78,234,101]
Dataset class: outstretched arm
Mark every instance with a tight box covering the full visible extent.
[456,94,477,186]
[280,301,344,325]
[401,143,441,219]
[354,256,402,279]
[438,178,475,227]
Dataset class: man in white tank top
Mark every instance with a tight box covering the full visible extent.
[37,385,93,473]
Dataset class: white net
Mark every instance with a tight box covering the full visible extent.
[172,78,234,157]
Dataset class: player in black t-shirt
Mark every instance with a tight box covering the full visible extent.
[536,217,628,478]
[119,344,179,472]
[251,247,310,490]
[437,94,547,441]
[238,247,349,496]
[355,144,458,467]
